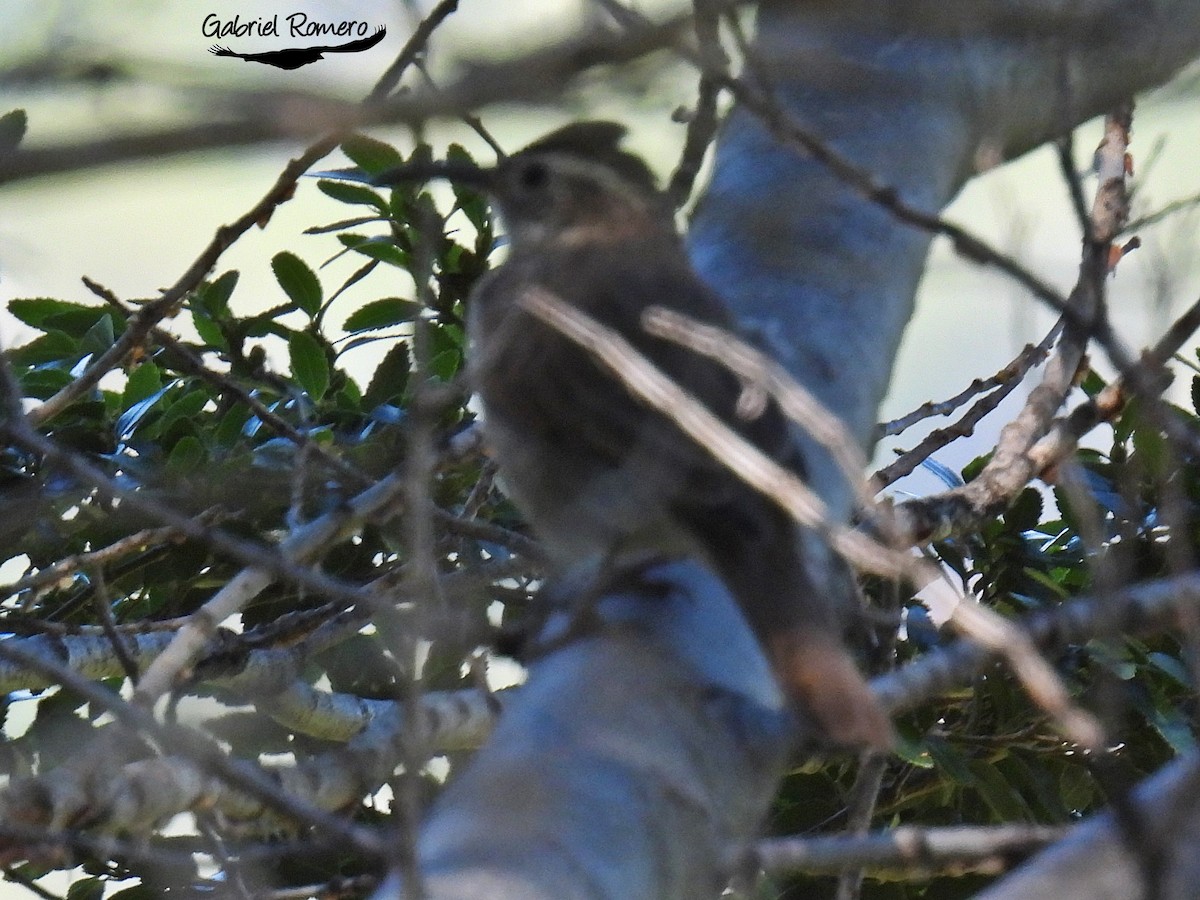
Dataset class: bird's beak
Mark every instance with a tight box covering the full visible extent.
[372,160,495,190]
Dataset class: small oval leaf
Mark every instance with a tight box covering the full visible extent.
[318,179,388,211]
[365,342,410,408]
[288,331,330,401]
[341,133,404,175]
[272,251,323,316]
[343,298,422,333]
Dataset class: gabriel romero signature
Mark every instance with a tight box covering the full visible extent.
[205,14,386,69]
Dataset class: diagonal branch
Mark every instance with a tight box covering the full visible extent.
[758,823,1070,878]
[893,105,1133,542]
[520,288,1102,749]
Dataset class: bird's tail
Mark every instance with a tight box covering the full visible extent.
[766,627,894,751]
[681,490,893,750]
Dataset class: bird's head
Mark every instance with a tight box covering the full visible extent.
[375,121,671,249]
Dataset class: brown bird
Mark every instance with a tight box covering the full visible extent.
[385,122,892,749]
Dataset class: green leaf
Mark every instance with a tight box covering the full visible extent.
[427,348,462,381]
[447,143,491,231]
[195,270,239,319]
[8,331,78,367]
[107,884,161,900]
[79,313,116,355]
[166,435,205,473]
[0,109,27,155]
[66,876,104,900]
[961,451,993,483]
[272,251,323,316]
[336,376,363,410]
[116,383,174,438]
[1078,368,1106,398]
[318,179,388,211]
[1113,398,1139,444]
[19,366,74,399]
[364,342,410,408]
[191,309,226,349]
[1004,488,1044,533]
[289,331,330,401]
[1146,650,1192,687]
[341,133,404,175]
[157,390,210,438]
[1143,700,1198,755]
[329,259,379,306]
[1020,567,1071,600]
[304,215,379,235]
[214,404,252,448]
[9,298,107,334]
[122,362,162,408]
[968,758,1031,822]
[1131,420,1167,477]
[891,732,935,769]
[341,235,408,268]
[343,298,422,333]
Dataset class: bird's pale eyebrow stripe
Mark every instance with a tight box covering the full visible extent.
[533,153,657,207]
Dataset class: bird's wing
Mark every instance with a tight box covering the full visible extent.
[317,26,386,54]
[208,45,238,57]
[471,247,799,502]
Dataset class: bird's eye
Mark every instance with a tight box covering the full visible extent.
[518,161,549,190]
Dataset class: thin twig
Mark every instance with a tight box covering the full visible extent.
[872,329,1061,490]
[894,105,1133,543]
[366,0,461,103]
[89,567,140,685]
[414,60,507,158]
[1,521,195,605]
[0,357,364,606]
[1122,187,1200,234]
[383,203,449,900]
[1056,133,1092,239]
[665,0,727,207]
[835,751,889,900]
[875,327,1060,441]
[523,289,1103,748]
[83,276,373,491]
[435,508,546,563]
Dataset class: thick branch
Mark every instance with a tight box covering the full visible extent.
[975,756,1200,900]
[758,823,1069,878]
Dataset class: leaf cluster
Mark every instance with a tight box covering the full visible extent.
[1,132,527,894]
[771,368,1200,898]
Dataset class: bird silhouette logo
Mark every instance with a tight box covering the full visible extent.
[209,25,386,70]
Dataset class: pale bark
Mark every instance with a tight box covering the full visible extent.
[974,756,1200,900]
[379,561,796,899]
